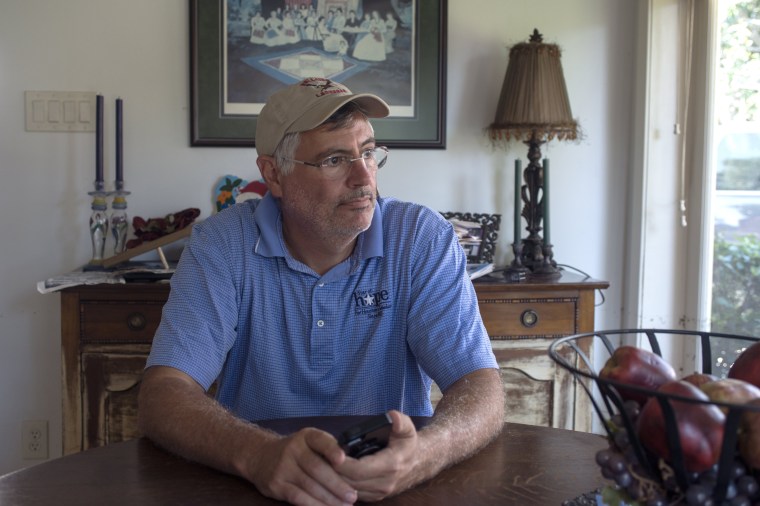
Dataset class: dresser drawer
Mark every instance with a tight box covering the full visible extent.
[477,297,577,338]
[80,301,164,343]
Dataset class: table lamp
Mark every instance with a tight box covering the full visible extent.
[488,29,579,280]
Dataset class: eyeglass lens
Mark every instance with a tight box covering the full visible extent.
[324,147,388,176]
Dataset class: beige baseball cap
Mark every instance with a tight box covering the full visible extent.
[255,77,390,156]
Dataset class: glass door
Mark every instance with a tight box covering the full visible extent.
[708,0,760,376]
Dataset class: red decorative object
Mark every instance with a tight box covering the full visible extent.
[126,208,200,249]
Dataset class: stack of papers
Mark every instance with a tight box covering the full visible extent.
[466,263,495,280]
[448,218,483,252]
[37,261,175,294]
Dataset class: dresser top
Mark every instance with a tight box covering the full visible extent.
[474,270,609,291]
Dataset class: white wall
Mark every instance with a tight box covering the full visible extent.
[0,0,636,473]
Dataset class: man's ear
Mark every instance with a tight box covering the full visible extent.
[257,156,283,198]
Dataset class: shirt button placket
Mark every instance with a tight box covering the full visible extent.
[312,282,332,366]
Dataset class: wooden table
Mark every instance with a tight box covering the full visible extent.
[0,418,607,505]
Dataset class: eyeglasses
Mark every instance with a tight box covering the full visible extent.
[285,146,389,180]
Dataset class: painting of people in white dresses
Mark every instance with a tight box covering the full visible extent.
[224,0,414,117]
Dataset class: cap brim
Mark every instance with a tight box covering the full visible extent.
[289,93,390,133]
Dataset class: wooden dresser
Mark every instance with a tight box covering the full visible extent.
[60,283,169,455]
[471,272,608,433]
[59,272,608,455]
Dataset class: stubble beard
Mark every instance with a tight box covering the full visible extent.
[284,187,376,243]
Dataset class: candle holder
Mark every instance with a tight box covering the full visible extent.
[503,241,529,282]
[110,183,130,255]
[531,240,560,280]
[87,185,109,267]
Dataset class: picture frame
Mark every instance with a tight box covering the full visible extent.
[190,0,447,149]
[441,212,501,264]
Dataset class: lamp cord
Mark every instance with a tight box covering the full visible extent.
[551,263,608,308]
[490,263,607,308]
[677,0,695,228]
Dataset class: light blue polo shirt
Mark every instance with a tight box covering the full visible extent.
[146,193,497,421]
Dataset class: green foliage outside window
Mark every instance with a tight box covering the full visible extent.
[711,233,760,376]
[719,1,760,123]
[710,2,760,372]
[711,233,760,337]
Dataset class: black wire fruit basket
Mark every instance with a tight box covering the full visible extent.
[548,329,760,505]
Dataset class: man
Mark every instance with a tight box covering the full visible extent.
[138,77,504,505]
[342,9,360,48]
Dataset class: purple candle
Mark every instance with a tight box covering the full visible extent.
[95,94,104,184]
[115,98,123,184]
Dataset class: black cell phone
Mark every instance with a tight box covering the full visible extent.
[337,413,393,458]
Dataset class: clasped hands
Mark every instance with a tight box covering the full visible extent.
[247,410,422,505]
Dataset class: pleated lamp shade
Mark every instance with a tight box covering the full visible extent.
[489,29,578,143]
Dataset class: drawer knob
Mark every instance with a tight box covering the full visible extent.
[126,312,147,331]
[520,309,539,328]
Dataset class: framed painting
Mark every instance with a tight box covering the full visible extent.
[190,0,447,148]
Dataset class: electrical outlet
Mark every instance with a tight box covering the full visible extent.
[22,420,48,460]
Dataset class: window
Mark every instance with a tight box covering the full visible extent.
[708,0,760,376]
[628,0,759,376]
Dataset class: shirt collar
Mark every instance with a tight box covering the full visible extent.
[361,198,383,259]
[252,193,285,257]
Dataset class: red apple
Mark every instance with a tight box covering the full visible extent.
[700,378,760,413]
[636,380,726,473]
[738,398,760,470]
[599,346,677,405]
[728,340,760,389]
[681,372,718,388]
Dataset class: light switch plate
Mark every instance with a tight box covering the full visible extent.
[25,91,97,132]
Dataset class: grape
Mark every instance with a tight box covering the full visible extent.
[615,470,633,488]
[624,399,641,419]
[596,437,649,502]
[699,469,718,488]
[737,476,759,498]
[662,474,679,491]
[596,435,695,506]
[623,445,639,465]
[729,496,751,506]
[601,465,616,480]
[595,449,612,467]
[686,483,713,505]
[626,482,642,500]
[732,461,748,480]
[613,429,630,449]
[700,465,718,482]
[607,453,627,474]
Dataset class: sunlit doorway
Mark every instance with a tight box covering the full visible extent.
[708,0,760,376]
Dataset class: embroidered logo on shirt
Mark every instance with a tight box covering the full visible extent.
[353,288,391,318]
